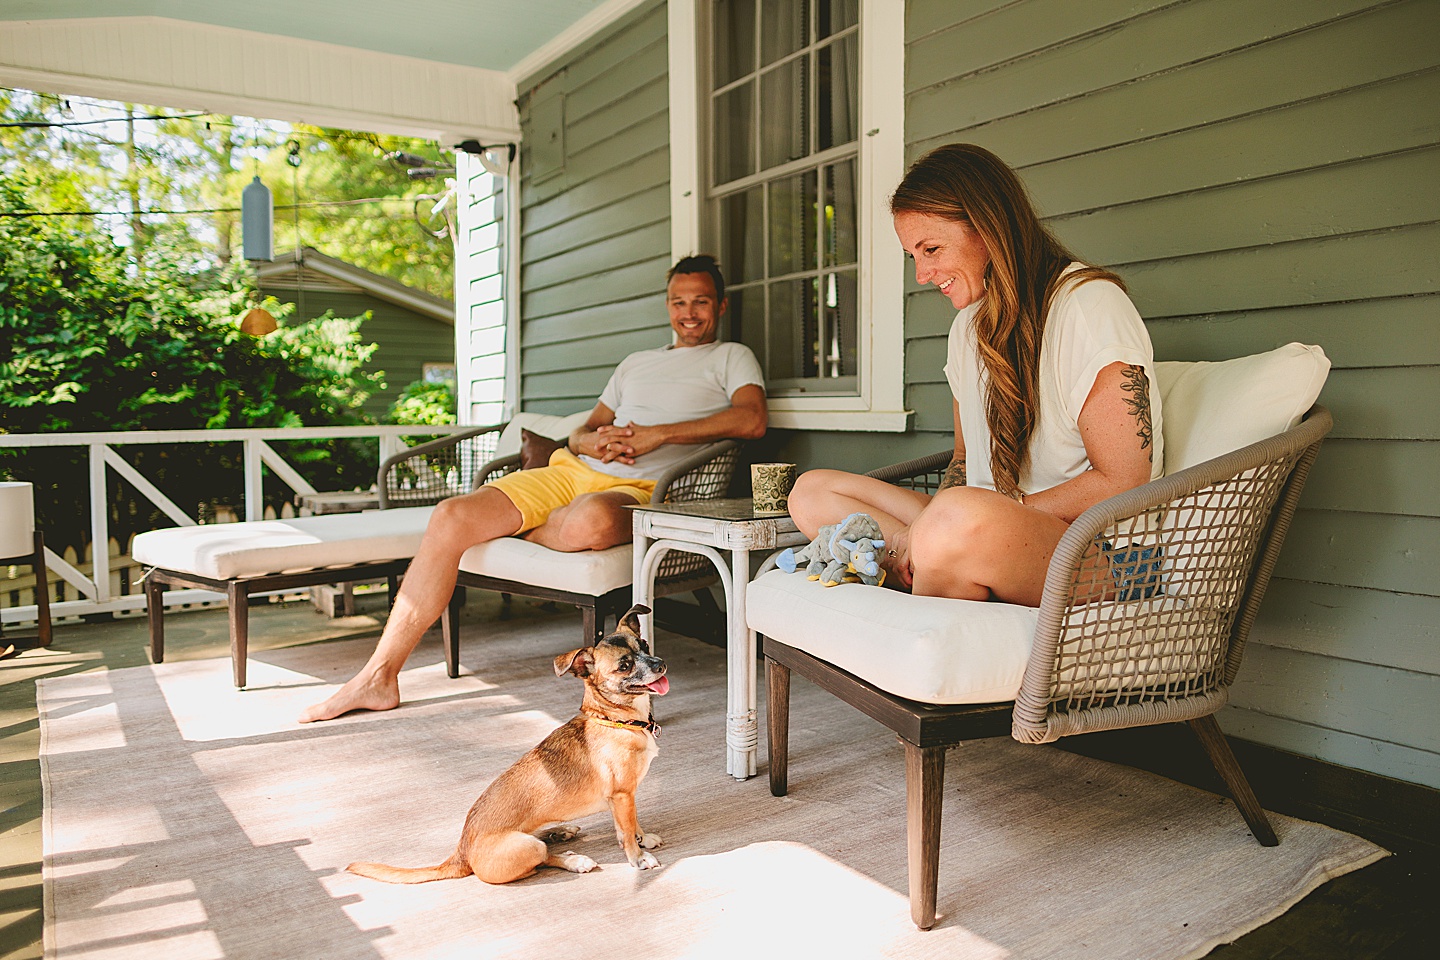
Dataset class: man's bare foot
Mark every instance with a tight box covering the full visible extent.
[298,671,400,723]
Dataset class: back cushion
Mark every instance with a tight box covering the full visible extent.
[1153,343,1329,602]
[1156,342,1330,472]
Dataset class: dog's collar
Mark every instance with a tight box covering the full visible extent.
[585,711,661,739]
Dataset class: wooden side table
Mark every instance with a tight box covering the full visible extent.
[630,498,808,780]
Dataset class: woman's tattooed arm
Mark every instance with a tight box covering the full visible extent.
[1119,365,1154,461]
[937,454,967,492]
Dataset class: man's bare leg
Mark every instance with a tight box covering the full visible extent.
[298,487,524,722]
[522,492,636,552]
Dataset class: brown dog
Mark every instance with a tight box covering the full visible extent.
[346,604,669,884]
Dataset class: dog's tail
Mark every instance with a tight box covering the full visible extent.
[346,854,472,884]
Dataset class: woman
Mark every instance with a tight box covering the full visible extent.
[788,144,1162,606]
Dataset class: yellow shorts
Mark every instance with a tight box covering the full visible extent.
[487,449,656,534]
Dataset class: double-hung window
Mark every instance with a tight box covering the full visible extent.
[672,0,906,430]
[708,0,860,396]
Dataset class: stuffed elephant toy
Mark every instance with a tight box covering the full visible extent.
[776,512,887,587]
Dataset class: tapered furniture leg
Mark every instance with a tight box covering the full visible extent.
[583,603,601,646]
[905,741,947,931]
[386,573,400,609]
[766,653,790,797]
[440,586,463,678]
[32,532,52,647]
[146,573,166,664]
[228,581,249,689]
[1189,714,1278,846]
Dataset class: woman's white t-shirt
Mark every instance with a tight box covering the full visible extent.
[942,265,1164,496]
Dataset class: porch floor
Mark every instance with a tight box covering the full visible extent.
[0,593,1432,959]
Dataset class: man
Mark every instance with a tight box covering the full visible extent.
[300,255,765,722]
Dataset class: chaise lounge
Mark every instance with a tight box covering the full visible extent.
[135,411,739,687]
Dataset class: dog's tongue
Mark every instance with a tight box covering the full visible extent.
[645,676,670,696]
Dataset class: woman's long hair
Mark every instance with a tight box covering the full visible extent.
[890,144,1124,496]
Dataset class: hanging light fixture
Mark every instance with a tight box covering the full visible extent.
[241,176,274,262]
[239,306,277,335]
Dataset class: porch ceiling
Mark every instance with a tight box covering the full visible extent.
[0,0,611,73]
[0,0,656,141]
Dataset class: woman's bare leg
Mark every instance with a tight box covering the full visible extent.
[298,487,524,722]
[909,488,1071,605]
[788,469,930,539]
[787,470,932,588]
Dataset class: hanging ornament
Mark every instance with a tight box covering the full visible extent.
[239,307,277,336]
[241,176,273,262]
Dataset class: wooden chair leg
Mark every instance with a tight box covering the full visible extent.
[904,741,947,931]
[146,573,166,664]
[766,653,791,797]
[1189,714,1278,846]
[227,581,249,689]
[440,586,463,678]
[32,532,51,648]
[581,603,598,646]
[386,573,400,610]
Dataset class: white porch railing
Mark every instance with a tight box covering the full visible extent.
[0,425,471,625]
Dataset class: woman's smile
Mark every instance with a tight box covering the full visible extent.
[893,211,991,310]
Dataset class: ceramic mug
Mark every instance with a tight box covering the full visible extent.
[751,462,797,515]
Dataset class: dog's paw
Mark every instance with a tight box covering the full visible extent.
[555,851,598,874]
[633,851,661,870]
[638,832,663,850]
[540,824,583,843]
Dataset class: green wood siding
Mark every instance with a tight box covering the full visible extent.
[508,0,1437,789]
[515,0,672,417]
[879,0,1438,788]
[263,288,454,421]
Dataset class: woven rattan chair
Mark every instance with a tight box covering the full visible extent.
[748,344,1333,930]
[378,414,742,667]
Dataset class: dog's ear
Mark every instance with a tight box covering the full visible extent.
[554,647,594,678]
[616,604,651,639]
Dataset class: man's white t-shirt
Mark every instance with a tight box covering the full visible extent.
[943,266,1164,495]
[583,341,765,480]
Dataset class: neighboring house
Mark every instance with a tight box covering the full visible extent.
[255,247,456,421]
[1,0,1434,813]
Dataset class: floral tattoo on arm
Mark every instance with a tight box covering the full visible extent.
[1120,365,1154,461]
[938,455,967,492]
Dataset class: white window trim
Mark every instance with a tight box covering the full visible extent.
[669,0,910,432]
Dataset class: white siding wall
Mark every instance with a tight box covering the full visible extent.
[454,152,510,425]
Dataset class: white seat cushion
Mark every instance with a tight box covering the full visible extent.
[1157,342,1329,472]
[132,506,434,580]
[458,539,633,597]
[746,570,1037,704]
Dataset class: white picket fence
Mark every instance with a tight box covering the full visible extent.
[0,425,470,626]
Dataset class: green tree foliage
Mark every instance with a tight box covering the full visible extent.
[0,87,457,551]
[0,88,454,298]
[0,178,384,549]
[258,125,455,300]
[387,379,458,427]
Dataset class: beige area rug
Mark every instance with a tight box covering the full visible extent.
[39,616,1386,960]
